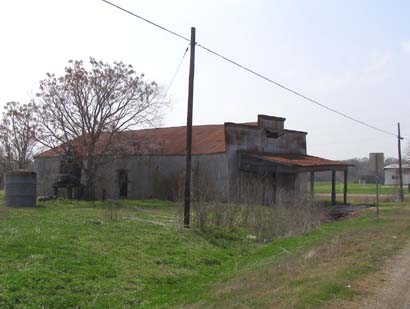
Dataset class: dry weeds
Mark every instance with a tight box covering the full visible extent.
[184,206,410,308]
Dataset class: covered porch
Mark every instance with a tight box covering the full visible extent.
[239,152,351,205]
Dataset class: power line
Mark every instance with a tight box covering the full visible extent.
[196,44,398,137]
[157,45,189,104]
[163,45,189,98]
[100,0,190,42]
[100,0,402,139]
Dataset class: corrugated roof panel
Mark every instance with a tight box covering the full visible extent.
[249,153,350,168]
[36,124,227,158]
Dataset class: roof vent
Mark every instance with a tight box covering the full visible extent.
[265,128,285,138]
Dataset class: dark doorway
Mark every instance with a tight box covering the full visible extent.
[118,170,128,198]
[261,173,276,206]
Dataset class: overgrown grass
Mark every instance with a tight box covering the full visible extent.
[0,199,261,308]
[1,198,410,308]
[194,205,410,308]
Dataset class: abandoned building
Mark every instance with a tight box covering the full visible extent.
[33,115,350,204]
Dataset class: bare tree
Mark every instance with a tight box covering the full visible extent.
[35,58,164,199]
[0,101,37,170]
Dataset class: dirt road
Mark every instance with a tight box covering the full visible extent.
[361,242,410,308]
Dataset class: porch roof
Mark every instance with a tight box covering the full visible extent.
[240,152,351,173]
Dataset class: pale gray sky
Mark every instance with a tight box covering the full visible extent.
[1,0,410,160]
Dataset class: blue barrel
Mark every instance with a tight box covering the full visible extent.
[4,170,37,207]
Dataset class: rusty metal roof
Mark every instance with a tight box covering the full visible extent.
[36,124,227,158]
[119,124,227,155]
[34,120,308,159]
[249,153,350,168]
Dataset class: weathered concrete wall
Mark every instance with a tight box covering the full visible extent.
[33,157,60,196]
[225,124,306,155]
[230,171,308,205]
[294,172,308,193]
[224,121,307,203]
[257,114,285,130]
[94,153,229,200]
[34,153,229,200]
[232,170,277,205]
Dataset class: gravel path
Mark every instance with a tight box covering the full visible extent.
[361,242,410,308]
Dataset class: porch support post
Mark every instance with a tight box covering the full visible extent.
[343,169,348,205]
[310,171,315,201]
[331,170,336,205]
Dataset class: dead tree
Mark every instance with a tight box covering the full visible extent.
[35,58,164,200]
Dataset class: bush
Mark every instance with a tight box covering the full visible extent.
[178,191,326,241]
[177,170,327,241]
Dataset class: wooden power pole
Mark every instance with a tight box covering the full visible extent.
[375,155,380,217]
[184,27,196,227]
[398,122,404,202]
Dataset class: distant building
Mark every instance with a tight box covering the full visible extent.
[384,164,410,185]
[34,114,350,204]
[358,174,378,184]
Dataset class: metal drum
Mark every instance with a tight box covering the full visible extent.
[4,170,37,207]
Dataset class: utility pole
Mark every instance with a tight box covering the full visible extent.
[375,156,379,217]
[184,27,196,227]
[398,122,404,202]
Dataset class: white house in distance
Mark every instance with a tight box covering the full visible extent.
[384,164,410,185]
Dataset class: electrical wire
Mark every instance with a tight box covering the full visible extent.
[196,43,398,137]
[156,44,190,105]
[100,0,404,139]
[163,45,189,98]
[100,0,190,42]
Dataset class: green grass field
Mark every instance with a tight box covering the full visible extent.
[314,181,408,195]
[1,198,410,307]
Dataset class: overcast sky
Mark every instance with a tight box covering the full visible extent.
[1,0,409,160]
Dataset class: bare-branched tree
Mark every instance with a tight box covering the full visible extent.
[0,101,37,170]
[35,58,164,199]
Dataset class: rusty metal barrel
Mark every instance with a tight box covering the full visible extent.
[4,170,37,207]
